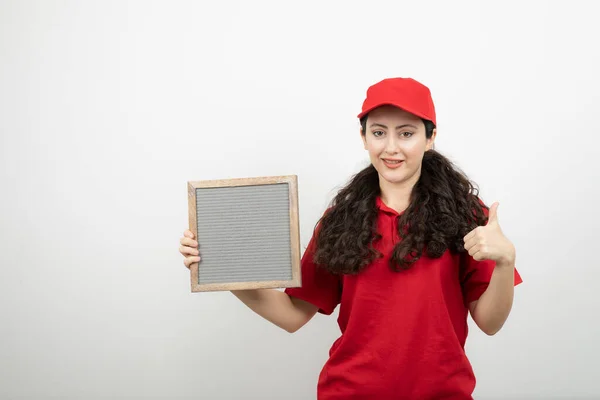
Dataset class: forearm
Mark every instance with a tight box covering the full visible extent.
[470,261,515,335]
[231,289,317,333]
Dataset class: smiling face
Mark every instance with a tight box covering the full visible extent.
[361,105,436,190]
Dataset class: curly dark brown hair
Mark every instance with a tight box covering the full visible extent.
[312,117,489,275]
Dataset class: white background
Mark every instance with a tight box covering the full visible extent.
[1,1,599,399]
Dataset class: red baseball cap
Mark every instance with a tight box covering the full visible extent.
[357,77,436,126]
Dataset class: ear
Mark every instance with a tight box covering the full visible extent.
[360,127,367,150]
[426,128,437,151]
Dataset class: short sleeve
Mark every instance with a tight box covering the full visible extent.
[285,234,341,315]
[460,198,523,304]
[460,253,523,305]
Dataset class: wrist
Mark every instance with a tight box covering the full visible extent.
[496,242,516,267]
[496,256,515,268]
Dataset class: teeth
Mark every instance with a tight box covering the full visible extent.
[385,160,401,164]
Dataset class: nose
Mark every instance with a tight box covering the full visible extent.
[384,135,400,155]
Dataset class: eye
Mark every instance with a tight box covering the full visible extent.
[372,130,385,137]
[400,131,414,138]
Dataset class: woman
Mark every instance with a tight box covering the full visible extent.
[179,77,522,399]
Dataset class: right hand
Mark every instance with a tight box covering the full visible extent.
[179,230,200,269]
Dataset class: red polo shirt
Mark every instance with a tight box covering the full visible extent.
[285,196,522,399]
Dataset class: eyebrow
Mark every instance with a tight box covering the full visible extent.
[369,123,419,130]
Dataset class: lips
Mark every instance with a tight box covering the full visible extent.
[382,158,404,169]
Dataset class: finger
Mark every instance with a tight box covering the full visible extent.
[487,202,499,225]
[184,230,195,239]
[179,245,200,256]
[463,237,478,252]
[184,256,201,268]
[180,237,199,247]
[463,231,474,243]
[463,226,480,243]
[468,243,482,257]
[470,244,490,261]
[185,256,201,267]
[471,250,485,262]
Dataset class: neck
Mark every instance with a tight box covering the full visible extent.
[379,167,422,214]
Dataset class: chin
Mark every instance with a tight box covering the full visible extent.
[376,169,407,184]
[382,175,407,184]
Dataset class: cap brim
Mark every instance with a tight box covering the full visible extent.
[357,102,434,124]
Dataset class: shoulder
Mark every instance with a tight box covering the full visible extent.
[469,194,490,219]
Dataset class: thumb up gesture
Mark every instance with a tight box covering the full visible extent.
[463,202,516,266]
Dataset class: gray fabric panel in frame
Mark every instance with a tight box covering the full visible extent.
[195,183,293,284]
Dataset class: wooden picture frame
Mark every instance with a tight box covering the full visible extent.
[187,175,301,292]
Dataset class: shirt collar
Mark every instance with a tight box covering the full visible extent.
[376,195,403,216]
